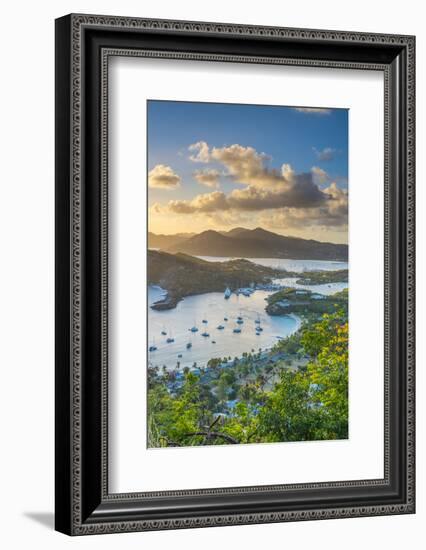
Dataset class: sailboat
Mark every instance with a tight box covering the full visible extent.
[148,337,157,352]
[224,287,232,299]
[166,330,174,343]
[161,325,167,336]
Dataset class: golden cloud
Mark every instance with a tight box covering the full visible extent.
[153,142,348,231]
[188,141,210,163]
[148,164,181,189]
[193,169,221,188]
[311,166,329,185]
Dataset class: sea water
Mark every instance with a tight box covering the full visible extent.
[148,258,348,370]
[148,288,301,370]
[196,256,348,273]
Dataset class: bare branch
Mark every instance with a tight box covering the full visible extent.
[159,436,181,447]
[183,431,239,444]
[208,416,221,430]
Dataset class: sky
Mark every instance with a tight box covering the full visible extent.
[147,100,348,243]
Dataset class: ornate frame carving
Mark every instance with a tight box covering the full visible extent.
[55,14,415,535]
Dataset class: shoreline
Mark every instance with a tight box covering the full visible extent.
[150,278,348,311]
[148,306,303,374]
[148,250,348,311]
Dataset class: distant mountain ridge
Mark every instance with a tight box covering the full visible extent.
[148,227,348,261]
[148,232,196,250]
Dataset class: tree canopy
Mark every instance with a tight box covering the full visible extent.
[148,310,348,447]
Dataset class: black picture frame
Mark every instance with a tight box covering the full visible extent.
[55,13,415,536]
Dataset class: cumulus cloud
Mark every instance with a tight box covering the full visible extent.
[259,181,348,231]
[188,141,210,163]
[313,147,337,161]
[322,182,348,223]
[193,169,221,188]
[164,191,229,214]
[281,163,295,181]
[210,144,271,185]
[311,166,329,185]
[159,143,332,215]
[148,164,181,189]
[225,172,326,210]
[153,142,348,231]
[212,144,328,208]
[294,107,332,115]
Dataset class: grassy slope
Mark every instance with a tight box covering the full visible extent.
[296,269,348,285]
[266,287,348,316]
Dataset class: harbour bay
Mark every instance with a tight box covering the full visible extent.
[146,100,350,448]
[148,258,348,371]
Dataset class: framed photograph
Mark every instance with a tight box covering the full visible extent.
[55,14,415,535]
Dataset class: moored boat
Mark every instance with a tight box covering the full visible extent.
[149,337,157,352]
